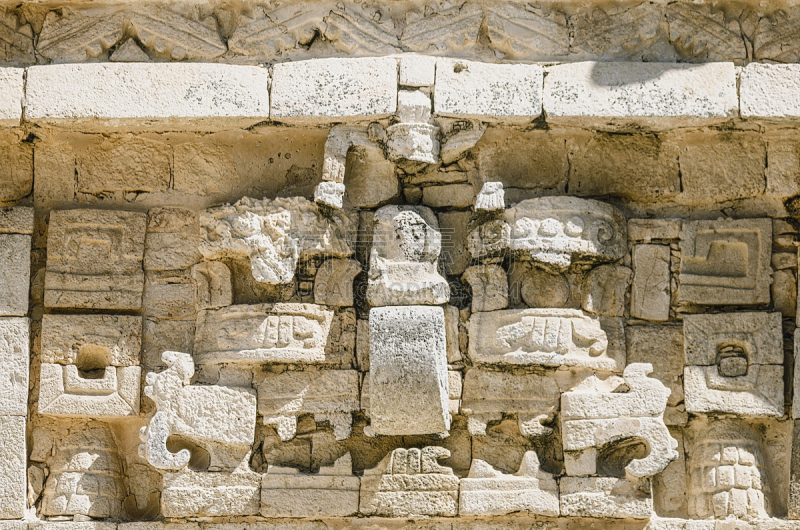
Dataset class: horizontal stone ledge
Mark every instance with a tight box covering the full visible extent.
[740,63,800,120]
[24,63,270,131]
[543,61,738,128]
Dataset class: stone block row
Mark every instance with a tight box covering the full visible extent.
[0,59,794,129]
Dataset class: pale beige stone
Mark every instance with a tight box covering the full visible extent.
[369,306,449,435]
[444,305,462,363]
[77,137,170,196]
[45,209,146,310]
[422,183,475,209]
[399,54,436,86]
[367,205,449,306]
[258,370,359,441]
[561,363,677,478]
[459,451,559,516]
[41,314,141,366]
[0,416,25,518]
[544,62,736,126]
[679,219,771,306]
[631,244,671,321]
[468,308,621,371]
[261,454,359,517]
[39,363,141,418]
[463,264,508,312]
[0,143,33,205]
[441,126,486,165]
[314,259,361,307]
[0,68,22,126]
[143,271,195,321]
[0,234,29,316]
[0,207,33,235]
[461,369,559,437]
[435,59,543,121]
[144,207,201,271]
[161,469,261,517]
[560,477,653,519]
[271,57,397,123]
[628,219,682,242]
[194,303,335,364]
[192,261,233,311]
[140,351,257,471]
[740,64,800,118]
[774,268,796,318]
[0,318,27,416]
[26,63,270,129]
[627,325,684,408]
[582,264,632,317]
[437,211,471,276]
[360,447,459,517]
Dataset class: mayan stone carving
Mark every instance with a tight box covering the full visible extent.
[6,7,800,526]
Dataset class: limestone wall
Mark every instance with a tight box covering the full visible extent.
[2,3,800,529]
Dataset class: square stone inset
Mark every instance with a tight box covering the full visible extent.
[45,209,146,310]
[679,218,771,305]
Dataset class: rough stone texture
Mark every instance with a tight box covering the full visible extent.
[544,62,737,127]
[459,451,559,516]
[582,264,632,317]
[271,57,396,123]
[679,219,772,306]
[314,259,361,307]
[422,183,475,209]
[462,264,508,312]
[38,364,141,418]
[0,68,22,126]
[434,59,543,122]
[399,54,436,87]
[0,144,33,205]
[740,64,800,119]
[631,244,671,321]
[461,369,559,437]
[468,308,621,371]
[627,325,685,412]
[41,314,141,366]
[684,312,784,417]
[194,303,334,364]
[560,477,653,519]
[360,447,459,517]
[144,207,201,271]
[192,261,233,310]
[258,370,359,441]
[0,415,25,518]
[0,234,29,316]
[368,306,449,435]
[161,470,261,517]
[45,209,147,310]
[628,219,682,243]
[438,211,471,276]
[0,318,27,416]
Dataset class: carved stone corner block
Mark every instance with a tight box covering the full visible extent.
[560,476,653,519]
[367,205,450,307]
[368,306,449,436]
[258,370,359,441]
[0,317,28,416]
[387,90,439,165]
[161,468,261,517]
[459,451,559,516]
[468,308,621,371]
[360,447,459,517]
[684,312,784,417]
[199,196,355,286]
[461,369,558,437]
[44,209,147,310]
[261,453,360,517]
[139,351,256,472]
[561,363,677,479]
[679,218,772,306]
[194,303,335,365]
[38,363,141,418]
[504,196,627,271]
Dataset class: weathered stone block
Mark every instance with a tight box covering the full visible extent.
[678,219,771,306]
[462,264,508,312]
[461,369,559,437]
[0,143,33,205]
[271,57,397,123]
[360,447,459,517]
[191,261,232,311]
[631,244,671,321]
[0,416,25,518]
[421,183,475,209]
[684,312,783,417]
[740,63,800,119]
[459,451,559,516]
[544,62,737,127]
[368,306,449,435]
[41,314,141,366]
[434,59,543,121]
[314,259,361,307]
[0,318,27,416]
[582,264,631,317]
[627,325,684,409]
[194,303,335,364]
[261,454,359,517]
[468,308,621,371]
[162,470,261,517]
[438,211,471,276]
[0,234,29,316]
[0,207,33,235]
[144,207,201,271]
[399,54,436,86]
[628,218,681,242]
[45,209,146,310]
[143,271,195,320]
[0,68,22,126]
[38,363,141,418]
[560,477,652,519]
[26,63,270,129]
[258,370,359,441]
